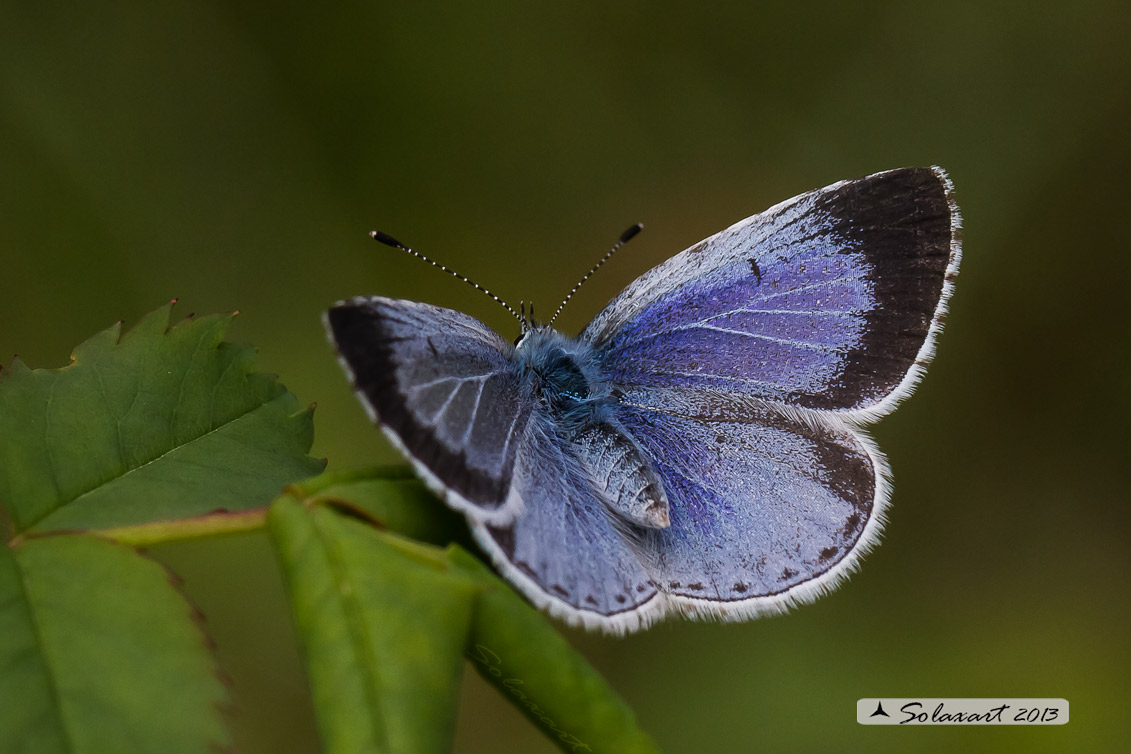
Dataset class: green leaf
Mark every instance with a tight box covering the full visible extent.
[0,302,324,535]
[451,549,661,754]
[284,466,470,548]
[271,469,660,754]
[268,496,479,754]
[0,534,231,754]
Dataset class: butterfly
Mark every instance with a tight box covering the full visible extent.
[325,167,961,634]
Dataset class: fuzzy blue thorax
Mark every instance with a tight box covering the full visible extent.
[514,326,614,431]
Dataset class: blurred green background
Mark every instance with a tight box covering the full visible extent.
[2,2,1128,752]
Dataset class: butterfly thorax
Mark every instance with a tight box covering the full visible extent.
[515,326,671,529]
[514,327,611,424]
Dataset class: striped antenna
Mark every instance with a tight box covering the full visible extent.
[547,223,642,328]
[370,230,525,331]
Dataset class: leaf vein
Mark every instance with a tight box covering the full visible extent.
[25,392,292,530]
[8,552,78,753]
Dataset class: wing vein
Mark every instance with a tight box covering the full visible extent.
[612,275,868,349]
[460,378,488,446]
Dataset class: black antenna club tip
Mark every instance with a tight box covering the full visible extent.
[371,230,409,250]
[619,223,644,243]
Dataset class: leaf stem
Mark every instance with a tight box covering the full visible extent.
[91,508,268,546]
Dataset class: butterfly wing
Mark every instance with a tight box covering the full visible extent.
[471,392,886,632]
[565,166,961,628]
[614,395,885,620]
[470,414,661,634]
[326,296,533,522]
[583,166,961,419]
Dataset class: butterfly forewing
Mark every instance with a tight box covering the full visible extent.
[583,167,960,419]
[326,297,533,522]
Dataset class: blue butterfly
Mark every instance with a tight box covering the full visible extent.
[326,167,961,634]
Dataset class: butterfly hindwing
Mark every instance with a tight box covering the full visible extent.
[614,393,884,618]
[470,414,661,633]
[326,297,533,522]
[472,392,884,631]
[583,167,960,418]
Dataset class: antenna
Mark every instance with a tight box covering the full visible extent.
[370,230,525,330]
[547,223,642,328]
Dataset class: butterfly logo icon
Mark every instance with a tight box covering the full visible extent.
[326,167,961,634]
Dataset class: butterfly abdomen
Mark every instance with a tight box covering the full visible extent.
[575,422,670,530]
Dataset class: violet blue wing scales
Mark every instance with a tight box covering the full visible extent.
[326,166,961,634]
[613,395,884,618]
[585,166,960,418]
[325,297,534,523]
[472,414,661,633]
